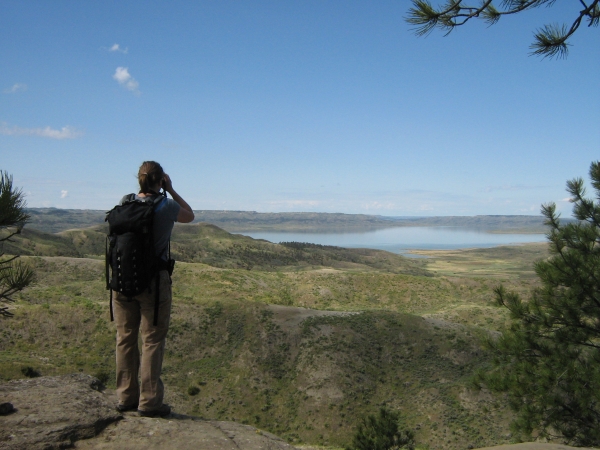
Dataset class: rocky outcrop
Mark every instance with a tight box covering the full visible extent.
[76,416,298,450]
[0,374,121,450]
[0,374,592,450]
[0,374,296,450]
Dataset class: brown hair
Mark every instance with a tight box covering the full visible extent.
[138,161,165,194]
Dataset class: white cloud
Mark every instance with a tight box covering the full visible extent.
[60,190,68,199]
[3,83,27,94]
[113,67,140,94]
[0,122,83,139]
[109,43,128,54]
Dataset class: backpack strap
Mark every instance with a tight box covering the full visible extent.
[153,275,160,326]
[105,236,114,321]
[154,195,167,211]
[105,236,110,290]
[150,193,166,327]
[109,290,114,322]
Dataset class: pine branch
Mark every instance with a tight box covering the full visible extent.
[0,228,23,244]
[531,0,600,57]
[406,0,599,58]
[0,255,20,266]
[0,307,14,318]
[0,171,30,229]
[530,24,570,58]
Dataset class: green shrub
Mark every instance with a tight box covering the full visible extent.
[94,370,111,385]
[21,366,41,378]
[347,407,415,450]
[188,385,200,396]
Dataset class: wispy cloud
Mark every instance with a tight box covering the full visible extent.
[108,43,128,54]
[3,83,27,94]
[0,122,83,139]
[60,190,68,199]
[113,67,139,94]
[484,184,547,193]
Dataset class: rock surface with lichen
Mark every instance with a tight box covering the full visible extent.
[0,374,296,450]
[0,374,594,450]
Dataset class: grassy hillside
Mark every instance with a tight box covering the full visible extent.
[25,208,106,233]
[1,226,107,258]
[388,215,549,233]
[4,223,543,334]
[411,244,548,280]
[1,228,86,257]
[170,223,430,275]
[3,223,431,276]
[1,221,550,449]
[2,257,514,449]
[6,223,545,334]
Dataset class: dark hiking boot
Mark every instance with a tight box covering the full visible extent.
[116,403,138,413]
[138,404,171,417]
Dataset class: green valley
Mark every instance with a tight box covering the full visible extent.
[0,217,550,449]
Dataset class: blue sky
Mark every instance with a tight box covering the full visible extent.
[1,1,598,216]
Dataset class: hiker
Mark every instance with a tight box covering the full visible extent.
[109,161,194,417]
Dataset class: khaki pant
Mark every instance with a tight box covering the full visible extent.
[113,270,172,412]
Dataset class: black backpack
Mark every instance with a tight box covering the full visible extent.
[105,193,168,325]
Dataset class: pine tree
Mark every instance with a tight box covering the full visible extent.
[347,407,415,450]
[406,0,600,58]
[0,171,34,317]
[475,161,600,445]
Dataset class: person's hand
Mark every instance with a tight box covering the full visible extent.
[162,174,174,193]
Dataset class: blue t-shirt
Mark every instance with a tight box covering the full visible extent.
[119,194,181,261]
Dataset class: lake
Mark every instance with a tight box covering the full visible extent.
[238,227,547,255]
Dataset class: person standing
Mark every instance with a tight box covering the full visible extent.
[112,161,194,417]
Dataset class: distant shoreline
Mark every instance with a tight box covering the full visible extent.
[25,207,551,234]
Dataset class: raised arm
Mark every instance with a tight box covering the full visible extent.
[162,174,195,223]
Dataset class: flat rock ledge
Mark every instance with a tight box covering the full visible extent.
[0,374,120,450]
[0,374,296,450]
[0,374,593,450]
